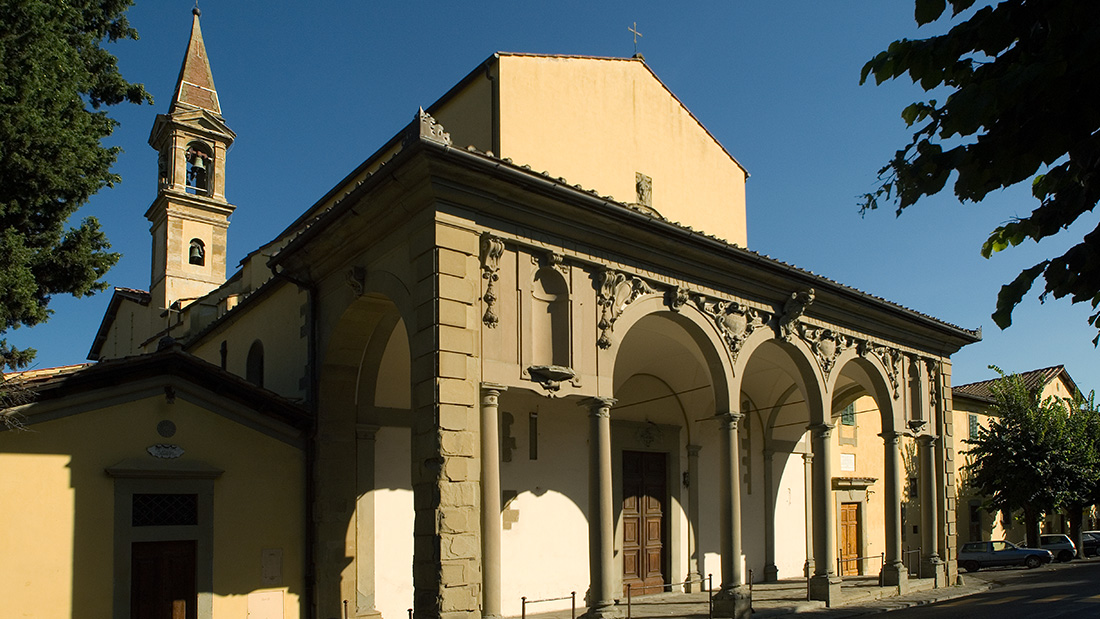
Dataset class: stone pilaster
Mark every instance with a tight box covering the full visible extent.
[582,397,619,619]
[713,412,750,619]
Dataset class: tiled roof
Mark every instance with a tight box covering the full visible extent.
[953,365,1075,403]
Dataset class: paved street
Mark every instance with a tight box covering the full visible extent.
[879,560,1100,618]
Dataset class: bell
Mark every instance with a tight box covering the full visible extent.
[189,241,205,265]
[189,153,207,170]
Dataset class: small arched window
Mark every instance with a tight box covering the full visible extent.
[185,142,213,195]
[189,239,205,266]
[246,340,264,388]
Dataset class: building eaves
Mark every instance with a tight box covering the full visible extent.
[952,364,1077,402]
[271,122,980,345]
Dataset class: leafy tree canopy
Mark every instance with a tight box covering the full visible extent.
[964,366,1097,547]
[0,0,151,371]
[860,0,1100,341]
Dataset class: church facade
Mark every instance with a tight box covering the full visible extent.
[1,11,980,619]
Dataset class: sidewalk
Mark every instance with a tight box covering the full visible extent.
[517,574,993,619]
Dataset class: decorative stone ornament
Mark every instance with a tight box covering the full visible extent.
[777,288,815,341]
[480,234,505,327]
[345,266,366,297]
[148,444,185,459]
[871,345,903,399]
[595,269,655,349]
[695,297,766,363]
[407,107,451,146]
[925,358,940,413]
[800,325,848,377]
[666,285,689,312]
[526,365,576,394]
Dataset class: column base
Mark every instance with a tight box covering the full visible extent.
[803,560,815,579]
[581,600,620,619]
[808,574,842,607]
[712,584,751,619]
[764,563,779,583]
[685,571,704,593]
[921,558,947,587]
[880,561,909,594]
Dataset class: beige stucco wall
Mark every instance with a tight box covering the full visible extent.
[0,392,305,619]
[493,55,748,247]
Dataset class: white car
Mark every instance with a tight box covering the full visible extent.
[1038,534,1076,562]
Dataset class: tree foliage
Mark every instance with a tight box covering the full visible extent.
[860,0,1100,341]
[0,0,151,371]
[964,367,1098,547]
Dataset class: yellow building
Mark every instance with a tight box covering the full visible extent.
[950,365,1082,547]
[1,9,983,619]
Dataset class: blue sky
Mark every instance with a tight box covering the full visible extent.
[11,1,1098,393]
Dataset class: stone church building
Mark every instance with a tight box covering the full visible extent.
[1,10,980,619]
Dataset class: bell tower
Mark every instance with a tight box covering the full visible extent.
[146,7,236,313]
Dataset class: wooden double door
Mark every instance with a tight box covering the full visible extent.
[840,503,861,576]
[131,540,197,619]
[622,451,667,596]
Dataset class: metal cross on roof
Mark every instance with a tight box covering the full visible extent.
[628,22,643,55]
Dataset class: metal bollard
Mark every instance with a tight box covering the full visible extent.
[407,609,412,619]
[521,596,526,619]
[627,583,632,619]
[571,591,576,619]
[707,573,714,619]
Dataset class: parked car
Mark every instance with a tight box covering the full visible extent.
[958,540,1053,572]
[1082,531,1100,557]
[1038,534,1076,562]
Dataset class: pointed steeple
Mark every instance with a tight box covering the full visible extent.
[170,8,221,116]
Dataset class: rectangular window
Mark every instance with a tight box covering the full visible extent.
[132,493,198,527]
[841,403,856,426]
[528,412,538,460]
[909,476,919,500]
[969,414,980,439]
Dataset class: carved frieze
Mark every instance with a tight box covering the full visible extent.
[777,288,815,341]
[480,233,505,328]
[596,269,655,349]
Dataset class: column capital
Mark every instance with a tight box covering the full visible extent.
[356,423,381,440]
[801,452,814,464]
[581,396,617,417]
[717,411,743,427]
[808,422,835,440]
[481,382,508,400]
[916,434,938,446]
[878,430,903,445]
[687,444,702,457]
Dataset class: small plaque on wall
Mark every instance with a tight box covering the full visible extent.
[261,548,283,586]
[839,453,856,472]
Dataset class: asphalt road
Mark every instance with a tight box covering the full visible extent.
[889,559,1100,618]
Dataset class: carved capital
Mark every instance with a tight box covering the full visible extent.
[777,288,815,341]
[480,233,505,327]
[687,444,702,458]
[808,422,835,440]
[580,396,617,417]
[878,430,903,446]
[480,382,508,407]
[917,434,938,447]
[718,411,743,428]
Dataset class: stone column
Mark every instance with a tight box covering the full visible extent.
[919,434,946,585]
[582,397,618,619]
[480,384,506,619]
[686,444,703,592]
[713,412,750,618]
[762,449,778,582]
[802,452,814,579]
[879,431,908,593]
[356,425,383,619]
[808,423,841,605]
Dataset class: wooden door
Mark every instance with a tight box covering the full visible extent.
[840,503,860,576]
[622,451,667,596]
[131,540,197,619]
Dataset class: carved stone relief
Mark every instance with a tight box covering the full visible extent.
[871,345,903,399]
[345,266,366,297]
[526,365,577,395]
[777,288,815,341]
[926,358,940,413]
[693,295,767,363]
[480,234,505,327]
[595,269,655,349]
[799,325,848,377]
[666,285,689,312]
[635,172,653,208]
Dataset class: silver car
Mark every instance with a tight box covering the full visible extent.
[1038,534,1076,562]
[958,540,1053,572]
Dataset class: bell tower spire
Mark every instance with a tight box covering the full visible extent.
[146,7,236,315]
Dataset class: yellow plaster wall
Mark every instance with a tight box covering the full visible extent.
[0,393,305,619]
[189,282,308,400]
[494,55,748,246]
[432,73,494,154]
[835,395,887,571]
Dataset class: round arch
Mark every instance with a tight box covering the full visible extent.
[828,349,901,434]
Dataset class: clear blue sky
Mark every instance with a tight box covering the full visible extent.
[11,1,1098,393]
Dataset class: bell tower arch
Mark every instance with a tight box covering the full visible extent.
[146,7,236,313]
